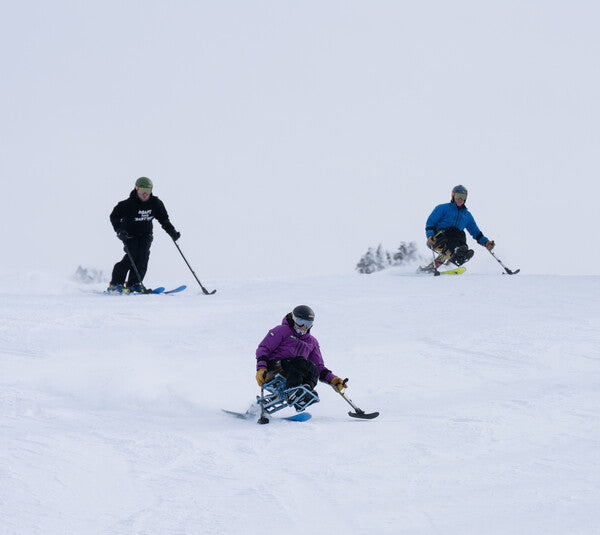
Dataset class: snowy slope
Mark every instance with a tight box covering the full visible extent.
[1,270,599,534]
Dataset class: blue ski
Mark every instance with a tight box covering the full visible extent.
[284,412,312,422]
[222,409,311,422]
[152,287,165,294]
[164,285,186,294]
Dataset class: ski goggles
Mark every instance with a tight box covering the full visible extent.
[453,192,467,201]
[137,187,152,195]
[292,315,313,329]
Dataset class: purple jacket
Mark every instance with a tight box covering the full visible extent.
[255,314,336,384]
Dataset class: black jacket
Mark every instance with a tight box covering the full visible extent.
[110,190,177,237]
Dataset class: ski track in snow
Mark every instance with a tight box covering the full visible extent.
[1,271,599,534]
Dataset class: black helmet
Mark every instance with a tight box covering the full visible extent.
[452,184,468,195]
[292,305,315,329]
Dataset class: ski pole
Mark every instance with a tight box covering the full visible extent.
[430,247,441,276]
[123,243,149,292]
[487,248,520,275]
[428,231,447,276]
[257,385,269,425]
[172,240,217,295]
[333,379,379,420]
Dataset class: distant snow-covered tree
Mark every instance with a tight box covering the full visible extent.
[392,242,418,266]
[375,244,388,271]
[356,241,419,274]
[72,266,104,284]
[356,247,378,274]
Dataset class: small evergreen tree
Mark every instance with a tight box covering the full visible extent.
[392,242,418,266]
[72,266,104,284]
[375,244,388,271]
[356,247,378,274]
[356,241,420,274]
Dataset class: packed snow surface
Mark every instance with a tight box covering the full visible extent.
[1,270,599,534]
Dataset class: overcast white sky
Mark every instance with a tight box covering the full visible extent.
[2,1,599,280]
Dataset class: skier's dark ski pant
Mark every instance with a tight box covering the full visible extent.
[435,227,467,253]
[282,357,319,390]
[268,357,319,390]
[111,234,153,286]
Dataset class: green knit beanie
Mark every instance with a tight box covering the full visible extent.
[135,177,153,189]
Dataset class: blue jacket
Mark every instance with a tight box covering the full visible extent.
[426,202,489,245]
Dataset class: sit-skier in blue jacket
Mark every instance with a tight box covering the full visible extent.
[425,185,495,267]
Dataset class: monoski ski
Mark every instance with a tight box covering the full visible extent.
[222,408,312,422]
[417,266,466,276]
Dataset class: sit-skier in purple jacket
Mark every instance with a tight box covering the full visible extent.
[255,305,347,395]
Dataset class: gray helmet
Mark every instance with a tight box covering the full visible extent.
[452,184,468,195]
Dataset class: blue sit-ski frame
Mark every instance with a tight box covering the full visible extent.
[257,374,319,414]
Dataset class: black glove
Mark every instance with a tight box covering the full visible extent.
[116,229,131,241]
[170,230,181,242]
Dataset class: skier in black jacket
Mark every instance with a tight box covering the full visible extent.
[107,177,180,293]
